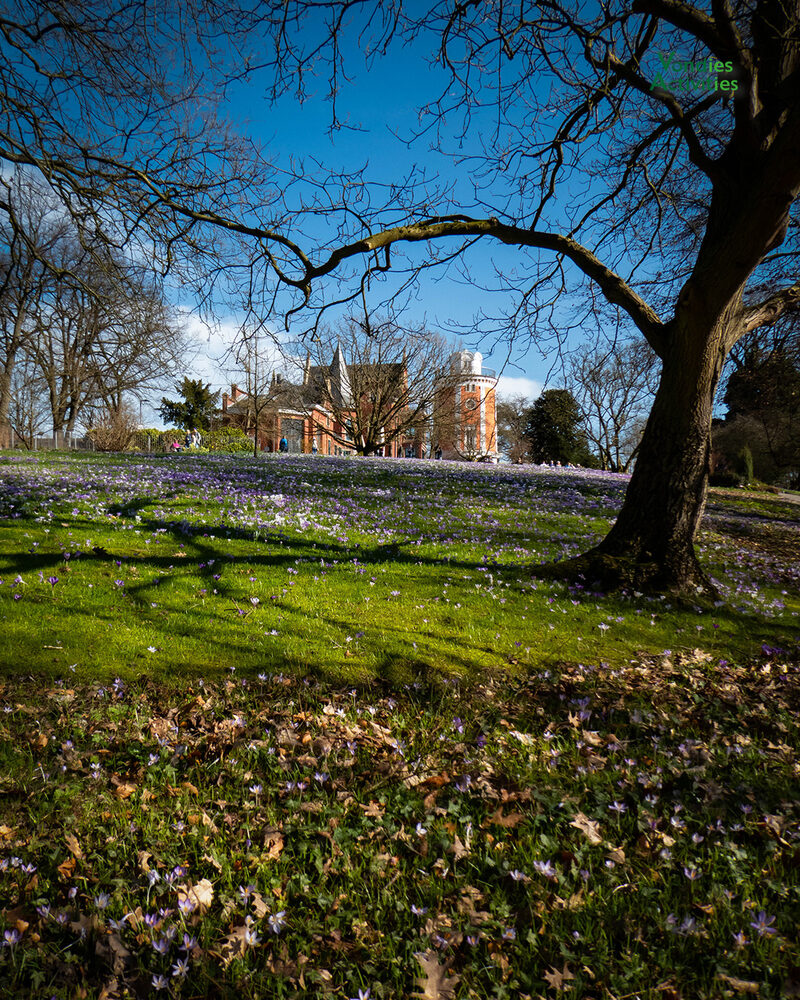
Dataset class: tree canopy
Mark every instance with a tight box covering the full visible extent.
[159,379,220,432]
[715,313,800,484]
[526,390,594,466]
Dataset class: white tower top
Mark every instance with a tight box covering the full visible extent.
[450,350,483,376]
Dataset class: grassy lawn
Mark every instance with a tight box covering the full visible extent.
[0,451,798,679]
[1,451,799,998]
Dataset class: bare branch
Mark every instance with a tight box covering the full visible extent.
[743,279,800,333]
[303,217,667,354]
[630,0,728,57]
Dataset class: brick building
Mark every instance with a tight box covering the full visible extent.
[219,345,498,460]
[434,351,498,460]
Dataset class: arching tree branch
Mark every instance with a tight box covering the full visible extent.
[743,279,800,332]
[304,216,668,354]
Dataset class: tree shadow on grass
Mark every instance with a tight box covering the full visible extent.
[0,591,502,692]
[3,499,799,677]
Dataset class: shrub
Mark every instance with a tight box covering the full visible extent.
[88,404,139,452]
[203,427,254,453]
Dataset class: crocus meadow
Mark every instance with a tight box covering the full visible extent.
[0,451,798,997]
[0,452,797,676]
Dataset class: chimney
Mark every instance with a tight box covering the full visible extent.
[222,392,228,413]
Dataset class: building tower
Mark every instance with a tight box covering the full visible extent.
[438,350,498,460]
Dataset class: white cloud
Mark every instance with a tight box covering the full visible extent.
[180,312,240,390]
[179,311,290,391]
[494,375,542,401]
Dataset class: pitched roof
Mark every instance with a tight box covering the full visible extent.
[226,347,408,416]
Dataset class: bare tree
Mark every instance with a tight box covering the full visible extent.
[293,316,457,457]
[568,339,660,472]
[89,277,192,412]
[26,244,189,435]
[227,329,285,458]
[0,172,67,427]
[233,1,800,593]
[6,352,48,448]
[1,170,190,436]
[496,395,534,463]
[31,270,103,436]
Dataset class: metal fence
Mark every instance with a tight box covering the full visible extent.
[0,424,178,453]
[0,425,95,451]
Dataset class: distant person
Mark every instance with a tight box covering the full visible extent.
[171,440,181,453]
[279,436,288,453]
[311,438,318,455]
[192,429,201,448]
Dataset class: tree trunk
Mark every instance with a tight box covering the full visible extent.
[561,304,738,593]
[554,125,800,595]
[0,308,27,426]
[0,360,13,427]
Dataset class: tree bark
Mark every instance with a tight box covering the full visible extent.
[0,308,27,426]
[0,359,14,427]
[564,298,740,593]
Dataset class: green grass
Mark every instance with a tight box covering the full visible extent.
[1,451,799,997]
[0,662,799,998]
[0,451,798,680]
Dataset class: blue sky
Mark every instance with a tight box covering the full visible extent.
[173,21,557,419]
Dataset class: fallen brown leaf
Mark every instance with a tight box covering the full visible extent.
[544,963,575,990]
[570,812,603,845]
[717,972,760,994]
[413,949,460,999]
[57,856,76,879]
[65,832,83,859]
[177,877,214,914]
[485,807,526,828]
